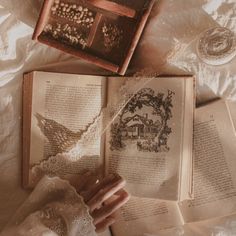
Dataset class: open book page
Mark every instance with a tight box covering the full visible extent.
[111,197,184,236]
[152,213,236,236]
[27,71,106,187]
[186,213,236,236]
[105,76,194,201]
[179,100,236,223]
[226,101,236,135]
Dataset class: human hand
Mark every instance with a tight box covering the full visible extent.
[69,172,130,233]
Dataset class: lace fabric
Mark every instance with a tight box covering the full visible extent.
[162,4,236,101]
[1,176,96,236]
[30,114,103,186]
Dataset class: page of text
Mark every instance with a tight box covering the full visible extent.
[179,100,236,222]
[105,77,190,200]
[29,72,106,185]
[112,197,183,236]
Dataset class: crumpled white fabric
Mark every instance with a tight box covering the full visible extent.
[0,176,96,236]
[131,0,236,103]
[203,0,236,33]
[161,0,236,101]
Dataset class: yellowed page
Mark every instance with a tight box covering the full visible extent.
[179,100,236,222]
[226,101,236,135]
[152,213,236,236]
[111,197,184,236]
[29,71,106,186]
[105,77,193,201]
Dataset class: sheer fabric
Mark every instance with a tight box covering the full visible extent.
[0,176,96,236]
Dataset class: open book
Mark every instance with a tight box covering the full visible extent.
[22,71,194,202]
[110,100,236,236]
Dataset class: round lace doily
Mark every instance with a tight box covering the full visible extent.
[197,27,236,66]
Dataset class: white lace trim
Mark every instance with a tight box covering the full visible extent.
[4,176,96,236]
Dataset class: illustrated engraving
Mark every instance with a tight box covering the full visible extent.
[110,88,175,152]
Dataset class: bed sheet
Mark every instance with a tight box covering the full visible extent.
[0,0,236,234]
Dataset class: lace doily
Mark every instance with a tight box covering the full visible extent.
[197,27,236,66]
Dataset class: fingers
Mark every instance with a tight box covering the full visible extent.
[81,174,116,202]
[92,189,130,225]
[79,173,99,193]
[87,176,126,211]
[95,216,116,233]
[65,170,100,194]
[83,174,123,203]
[65,171,130,234]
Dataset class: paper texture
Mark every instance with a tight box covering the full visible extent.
[146,213,236,236]
[180,100,236,223]
[30,72,105,162]
[105,77,193,200]
[28,72,106,186]
[112,197,183,236]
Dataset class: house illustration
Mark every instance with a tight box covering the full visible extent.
[121,114,161,139]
